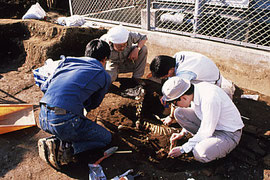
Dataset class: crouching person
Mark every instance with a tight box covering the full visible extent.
[38,39,112,169]
[162,77,244,163]
[100,25,148,84]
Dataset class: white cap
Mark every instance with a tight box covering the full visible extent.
[162,77,191,101]
[107,25,129,44]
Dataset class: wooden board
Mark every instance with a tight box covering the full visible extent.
[0,104,36,134]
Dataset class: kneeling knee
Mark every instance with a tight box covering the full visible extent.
[193,149,213,163]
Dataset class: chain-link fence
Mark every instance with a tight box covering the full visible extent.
[69,0,270,51]
[70,0,146,27]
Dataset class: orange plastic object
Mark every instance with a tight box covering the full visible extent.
[0,104,36,135]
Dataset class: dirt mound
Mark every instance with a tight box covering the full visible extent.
[0,4,270,180]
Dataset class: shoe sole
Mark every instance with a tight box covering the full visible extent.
[38,138,47,162]
[46,138,60,169]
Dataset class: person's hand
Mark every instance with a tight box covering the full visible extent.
[160,97,170,109]
[128,48,139,62]
[160,97,166,106]
[161,116,173,126]
[170,132,184,144]
[168,146,182,157]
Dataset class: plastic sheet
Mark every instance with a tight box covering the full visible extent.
[57,15,86,27]
[22,2,46,20]
[88,164,106,180]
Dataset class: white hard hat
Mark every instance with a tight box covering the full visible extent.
[162,77,191,101]
[107,25,129,44]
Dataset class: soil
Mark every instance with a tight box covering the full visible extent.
[0,1,270,180]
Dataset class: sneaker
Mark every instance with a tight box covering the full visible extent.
[38,138,48,163]
[46,138,61,169]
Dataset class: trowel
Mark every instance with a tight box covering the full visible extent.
[94,146,118,165]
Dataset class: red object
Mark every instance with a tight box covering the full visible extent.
[93,146,118,165]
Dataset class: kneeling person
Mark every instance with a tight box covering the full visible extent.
[162,77,244,163]
[38,39,112,169]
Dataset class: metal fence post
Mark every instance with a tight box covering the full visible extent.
[193,0,205,36]
[146,0,151,30]
[69,0,73,16]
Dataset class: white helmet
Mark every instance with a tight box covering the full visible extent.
[162,77,191,101]
[107,25,129,44]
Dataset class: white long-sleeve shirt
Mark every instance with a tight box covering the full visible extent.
[174,51,220,85]
[181,82,244,153]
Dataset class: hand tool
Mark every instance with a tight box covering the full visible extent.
[94,146,118,165]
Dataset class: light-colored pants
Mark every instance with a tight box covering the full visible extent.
[105,46,147,82]
[174,107,242,163]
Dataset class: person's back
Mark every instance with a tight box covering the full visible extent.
[150,51,235,99]
[174,51,220,84]
[192,82,243,132]
[40,57,110,117]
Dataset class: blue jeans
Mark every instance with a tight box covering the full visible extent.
[39,105,112,154]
